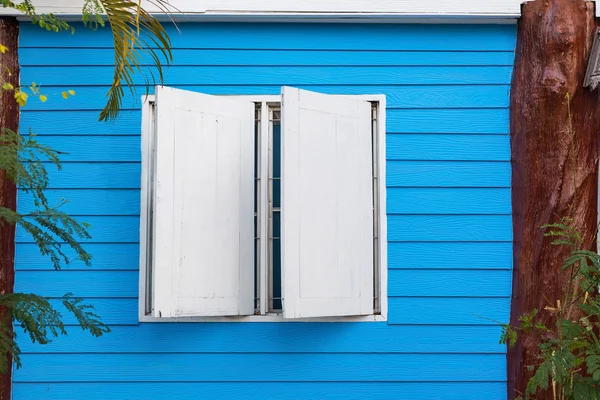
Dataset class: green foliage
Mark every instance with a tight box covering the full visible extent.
[4,0,173,121]
[0,0,171,375]
[503,218,600,400]
[0,129,91,269]
[0,0,73,33]
[99,0,173,121]
[0,292,110,372]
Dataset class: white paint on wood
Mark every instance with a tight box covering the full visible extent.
[281,87,374,319]
[151,86,255,317]
[0,0,536,20]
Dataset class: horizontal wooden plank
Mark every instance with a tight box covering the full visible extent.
[20,23,517,51]
[388,297,510,325]
[17,215,512,243]
[46,298,137,325]
[388,215,512,242]
[388,242,513,269]
[24,136,141,162]
[21,109,508,135]
[23,66,513,86]
[21,48,516,67]
[14,269,512,299]
[387,109,508,134]
[16,243,140,271]
[16,216,139,243]
[387,188,511,214]
[21,163,141,189]
[25,133,511,164]
[15,271,138,298]
[13,353,506,382]
[387,134,510,161]
[388,270,511,297]
[22,85,510,111]
[17,324,505,354]
[12,382,507,400]
[387,161,511,187]
[18,189,140,215]
[21,161,511,189]
[16,242,514,271]
[25,297,509,326]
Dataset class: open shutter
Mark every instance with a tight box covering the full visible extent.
[152,86,254,317]
[281,87,374,319]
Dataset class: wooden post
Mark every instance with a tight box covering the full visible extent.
[0,17,19,400]
[509,1,600,398]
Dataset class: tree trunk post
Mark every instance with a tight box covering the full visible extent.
[509,0,600,398]
[0,17,19,400]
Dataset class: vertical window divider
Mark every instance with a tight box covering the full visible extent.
[259,102,270,315]
[371,103,381,315]
[267,105,275,313]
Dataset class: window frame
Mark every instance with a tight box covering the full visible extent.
[139,93,388,323]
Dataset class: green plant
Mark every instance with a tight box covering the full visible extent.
[0,0,173,374]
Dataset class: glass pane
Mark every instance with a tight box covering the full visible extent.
[272,117,281,208]
[272,237,282,310]
[271,110,282,311]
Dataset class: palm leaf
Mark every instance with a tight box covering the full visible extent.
[97,0,173,121]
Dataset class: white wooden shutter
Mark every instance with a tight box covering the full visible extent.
[281,87,374,319]
[152,86,255,317]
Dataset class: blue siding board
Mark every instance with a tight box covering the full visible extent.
[15,21,516,399]
[20,23,517,51]
[388,215,513,242]
[18,324,506,354]
[388,270,512,297]
[388,298,510,325]
[49,298,138,325]
[14,353,506,382]
[22,108,509,134]
[15,271,139,298]
[387,161,511,187]
[13,382,508,400]
[23,85,511,110]
[388,242,513,270]
[23,65,514,86]
[16,243,139,271]
[18,189,141,215]
[16,270,511,299]
[16,216,139,243]
[387,188,511,214]
[387,134,510,161]
[21,48,516,66]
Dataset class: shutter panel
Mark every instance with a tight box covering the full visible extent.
[152,86,255,317]
[281,87,374,319]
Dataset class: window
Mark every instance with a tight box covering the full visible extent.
[139,87,387,322]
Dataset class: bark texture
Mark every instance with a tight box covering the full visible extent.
[509,1,600,398]
[0,17,18,400]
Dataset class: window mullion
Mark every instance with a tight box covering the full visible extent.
[259,102,270,315]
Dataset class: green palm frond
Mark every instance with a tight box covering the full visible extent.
[97,0,173,121]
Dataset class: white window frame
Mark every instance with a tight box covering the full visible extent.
[139,93,387,322]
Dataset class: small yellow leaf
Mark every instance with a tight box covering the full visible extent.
[61,91,69,99]
[68,90,76,96]
[0,44,8,54]
[2,83,13,91]
[39,95,47,103]
[14,91,28,107]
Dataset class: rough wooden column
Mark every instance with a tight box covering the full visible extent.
[509,1,600,398]
[0,17,19,400]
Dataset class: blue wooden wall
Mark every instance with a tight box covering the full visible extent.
[14,22,515,399]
